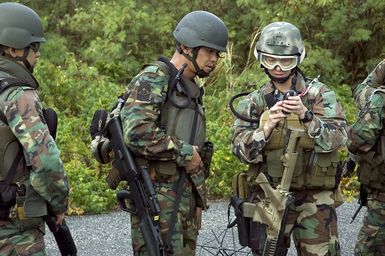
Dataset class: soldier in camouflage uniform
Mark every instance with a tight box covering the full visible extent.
[115,11,227,255]
[0,3,69,255]
[231,22,347,255]
[347,59,385,255]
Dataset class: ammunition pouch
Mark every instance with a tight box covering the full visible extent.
[200,141,214,179]
[228,195,266,251]
[263,150,339,190]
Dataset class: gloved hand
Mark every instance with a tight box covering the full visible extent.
[90,109,108,139]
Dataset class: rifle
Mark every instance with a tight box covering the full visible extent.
[350,184,368,224]
[103,116,166,256]
[253,127,305,256]
[44,213,77,256]
[43,108,77,256]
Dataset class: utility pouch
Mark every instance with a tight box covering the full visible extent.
[201,141,214,179]
[231,172,249,199]
[228,195,266,251]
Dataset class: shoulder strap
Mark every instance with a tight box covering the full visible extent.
[0,77,33,94]
[0,110,6,124]
[0,78,34,125]
[263,91,276,109]
[157,56,177,84]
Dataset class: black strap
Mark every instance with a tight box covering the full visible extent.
[264,91,276,109]
[0,110,6,124]
[0,77,33,94]
[165,98,200,254]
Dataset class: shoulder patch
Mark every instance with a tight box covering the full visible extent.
[136,80,152,101]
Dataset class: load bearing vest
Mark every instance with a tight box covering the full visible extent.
[258,111,338,190]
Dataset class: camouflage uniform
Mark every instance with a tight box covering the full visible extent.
[121,61,206,256]
[347,59,385,255]
[0,55,69,255]
[232,72,346,255]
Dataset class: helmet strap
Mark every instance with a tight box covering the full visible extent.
[181,47,209,78]
[13,48,33,73]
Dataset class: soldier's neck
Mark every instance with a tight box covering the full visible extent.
[273,79,292,93]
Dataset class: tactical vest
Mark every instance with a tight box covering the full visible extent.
[125,59,206,178]
[254,80,339,190]
[0,77,47,227]
[0,80,29,183]
[357,88,385,191]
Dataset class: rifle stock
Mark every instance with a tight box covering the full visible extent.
[253,128,304,256]
[104,117,166,256]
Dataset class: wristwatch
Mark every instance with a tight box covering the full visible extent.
[300,110,314,123]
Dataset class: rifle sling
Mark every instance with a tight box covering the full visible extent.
[165,98,200,254]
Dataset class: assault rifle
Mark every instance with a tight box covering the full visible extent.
[44,213,77,256]
[103,116,166,256]
[350,184,368,223]
[253,128,305,256]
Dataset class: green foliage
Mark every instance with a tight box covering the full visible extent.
[15,0,385,213]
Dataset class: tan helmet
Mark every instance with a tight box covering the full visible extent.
[254,22,305,69]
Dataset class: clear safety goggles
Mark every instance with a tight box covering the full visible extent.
[260,53,298,71]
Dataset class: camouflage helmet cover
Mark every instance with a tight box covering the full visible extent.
[254,22,305,65]
[173,10,228,52]
[0,2,45,49]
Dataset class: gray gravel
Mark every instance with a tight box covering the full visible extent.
[45,200,365,255]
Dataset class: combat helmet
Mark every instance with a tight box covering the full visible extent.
[0,2,45,49]
[173,10,228,53]
[254,22,305,71]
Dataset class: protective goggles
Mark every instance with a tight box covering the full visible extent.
[259,53,298,71]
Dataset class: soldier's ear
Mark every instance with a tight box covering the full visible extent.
[180,45,190,55]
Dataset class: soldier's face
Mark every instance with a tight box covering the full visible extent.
[11,44,40,69]
[195,47,219,75]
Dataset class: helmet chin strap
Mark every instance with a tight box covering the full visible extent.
[180,47,209,78]
[13,48,33,73]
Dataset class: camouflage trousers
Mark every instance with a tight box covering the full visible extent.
[131,179,199,256]
[354,190,385,255]
[286,190,340,256]
[0,219,45,256]
[253,189,340,256]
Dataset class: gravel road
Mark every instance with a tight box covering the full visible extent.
[45,200,365,255]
